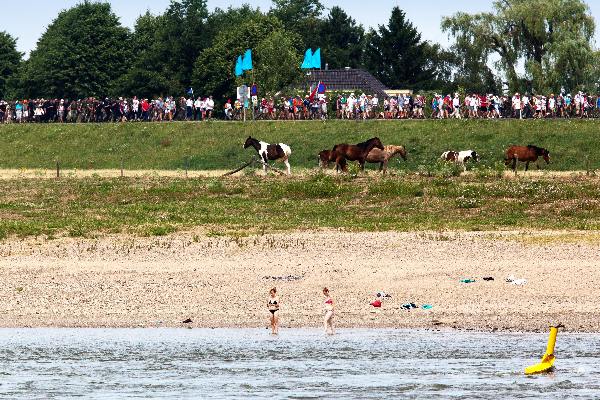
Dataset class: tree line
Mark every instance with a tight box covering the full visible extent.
[0,0,598,102]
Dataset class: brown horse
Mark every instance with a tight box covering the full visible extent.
[366,145,408,173]
[332,137,384,172]
[505,145,550,171]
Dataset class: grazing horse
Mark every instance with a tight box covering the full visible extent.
[441,150,480,171]
[319,149,337,169]
[457,150,480,164]
[505,145,550,171]
[243,136,292,175]
[319,149,348,172]
[366,145,408,173]
[441,151,459,162]
[332,137,384,172]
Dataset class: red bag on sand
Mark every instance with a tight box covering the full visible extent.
[371,300,382,308]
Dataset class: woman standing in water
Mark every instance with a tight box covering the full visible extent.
[267,288,279,335]
[323,287,334,335]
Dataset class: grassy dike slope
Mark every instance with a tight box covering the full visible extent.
[1,175,600,239]
[0,119,599,171]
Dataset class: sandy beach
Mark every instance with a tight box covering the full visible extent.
[1,230,599,332]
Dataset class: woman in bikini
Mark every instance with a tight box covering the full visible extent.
[323,287,334,335]
[267,288,279,335]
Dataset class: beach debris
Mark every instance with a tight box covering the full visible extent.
[506,275,527,285]
[263,274,304,282]
[402,303,418,310]
[371,291,391,308]
[422,304,433,310]
[182,318,193,324]
[460,279,476,284]
[525,324,564,375]
[483,277,495,281]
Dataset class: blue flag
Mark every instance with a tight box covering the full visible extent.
[187,87,194,96]
[242,49,253,71]
[301,49,313,69]
[235,55,243,77]
[311,48,321,69]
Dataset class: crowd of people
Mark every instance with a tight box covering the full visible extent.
[1,91,600,123]
[0,96,215,123]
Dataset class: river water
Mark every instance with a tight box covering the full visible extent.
[0,328,598,399]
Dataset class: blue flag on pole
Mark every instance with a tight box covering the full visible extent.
[311,48,321,69]
[301,49,313,69]
[242,49,253,71]
[235,56,243,77]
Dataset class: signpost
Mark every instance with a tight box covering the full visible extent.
[237,85,250,122]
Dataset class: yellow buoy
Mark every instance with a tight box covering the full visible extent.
[525,324,563,375]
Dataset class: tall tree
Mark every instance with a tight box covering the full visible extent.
[19,1,130,98]
[205,5,263,40]
[157,0,209,92]
[116,12,171,98]
[121,0,210,96]
[192,15,302,101]
[0,31,22,99]
[442,0,596,93]
[270,0,324,49]
[319,7,364,69]
[363,7,435,89]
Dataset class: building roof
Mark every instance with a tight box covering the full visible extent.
[305,69,388,97]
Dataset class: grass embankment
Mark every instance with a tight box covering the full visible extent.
[0,120,599,171]
[1,174,600,239]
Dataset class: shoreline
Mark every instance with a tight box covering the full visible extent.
[1,230,599,333]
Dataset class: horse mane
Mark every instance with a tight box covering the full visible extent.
[357,137,381,150]
[527,144,547,155]
[384,145,405,156]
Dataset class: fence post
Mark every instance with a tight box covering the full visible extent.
[185,156,189,178]
[56,160,60,178]
[514,153,518,177]
[120,157,124,178]
[586,155,590,176]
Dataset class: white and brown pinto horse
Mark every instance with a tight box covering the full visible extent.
[441,150,480,170]
[244,136,292,175]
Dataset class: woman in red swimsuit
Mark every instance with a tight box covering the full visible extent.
[323,287,334,335]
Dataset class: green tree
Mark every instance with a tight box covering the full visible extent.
[205,5,263,40]
[319,7,364,69]
[0,31,22,99]
[442,0,596,93]
[270,0,324,49]
[19,1,130,98]
[157,0,209,92]
[363,7,435,90]
[122,0,210,97]
[254,30,302,95]
[192,15,302,101]
[117,12,171,97]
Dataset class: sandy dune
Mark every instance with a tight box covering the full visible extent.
[1,230,599,332]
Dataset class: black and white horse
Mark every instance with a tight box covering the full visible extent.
[243,136,292,175]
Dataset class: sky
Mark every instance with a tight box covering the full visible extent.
[2,0,600,57]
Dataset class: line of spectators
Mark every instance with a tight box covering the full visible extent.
[0,96,215,123]
[1,91,599,123]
